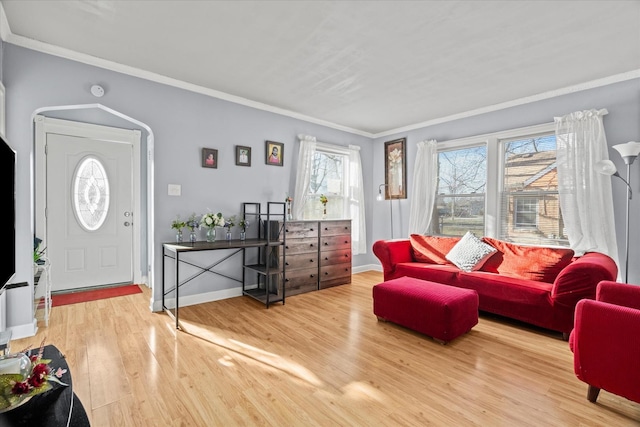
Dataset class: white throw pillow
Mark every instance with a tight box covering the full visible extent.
[445,231,497,272]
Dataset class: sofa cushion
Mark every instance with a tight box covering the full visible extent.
[445,231,497,272]
[482,237,575,283]
[409,234,460,264]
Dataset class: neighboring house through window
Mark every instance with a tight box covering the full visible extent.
[431,123,567,247]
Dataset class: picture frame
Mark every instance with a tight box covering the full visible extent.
[384,138,407,199]
[265,140,284,166]
[235,145,252,166]
[202,147,218,169]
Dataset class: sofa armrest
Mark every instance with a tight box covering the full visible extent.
[372,239,414,280]
[570,298,640,403]
[596,280,640,310]
[551,252,618,308]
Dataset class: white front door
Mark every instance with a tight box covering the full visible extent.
[35,116,141,292]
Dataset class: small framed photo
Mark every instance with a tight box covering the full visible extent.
[202,148,218,169]
[266,141,284,166]
[235,145,252,166]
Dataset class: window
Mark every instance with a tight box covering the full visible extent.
[302,147,349,219]
[500,133,566,245]
[434,146,486,236]
[430,122,568,247]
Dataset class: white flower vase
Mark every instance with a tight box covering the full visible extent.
[206,228,216,242]
[190,230,197,243]
[240,230,246,241]
[286,201,292,220]
[176,230,183,243]
[226,229,232,241]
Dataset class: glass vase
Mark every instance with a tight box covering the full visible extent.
[176,230,183,243]
[190,230,197,243]
[240,230,246,241]
[286,201,292,220]
[226,230,232,241]
[322,207,327,219]
[206,228,216,242]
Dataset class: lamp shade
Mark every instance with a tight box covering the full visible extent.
[613,141,640,165]
[594,159,617,176]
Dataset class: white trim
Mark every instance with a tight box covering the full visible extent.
[7,318,37,341]
[6,33,371,138]
[0,3,10,42]
[152,286,243,312]
[0,81,5,139]
[3,15,635,139]
[353,264,381,274]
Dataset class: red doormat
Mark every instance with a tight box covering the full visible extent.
[51,284,142,307]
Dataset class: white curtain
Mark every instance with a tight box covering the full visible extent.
[348,144,367,254]
[408,139,438,235]
[555,108,619,267]
[293,135,316,220]
[293,135,367,254]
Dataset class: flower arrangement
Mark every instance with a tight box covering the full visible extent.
[285,194,293,203]
[201,212,224,229]
[186,213,200,231]
[224,215,236,231]
[320,194,328,206]
[171,216,186,231]
[238,217,250,231]
[0,340,68,410]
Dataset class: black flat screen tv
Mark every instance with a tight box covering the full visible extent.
[0,133,15,290]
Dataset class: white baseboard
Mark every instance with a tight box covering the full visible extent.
[353,264,382,273]
[152,286,243,312]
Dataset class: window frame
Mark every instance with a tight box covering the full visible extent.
[303,143,351,220]
[436,122,557,242]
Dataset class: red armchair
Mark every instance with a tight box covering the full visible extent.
[569,280,640,404]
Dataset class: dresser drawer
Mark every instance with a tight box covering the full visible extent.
[284,267,319,295]
[283,252,318,270]
[320,234,351,251]
[283,221,319,239]
[319,249,351,266]
[320,264,352,289]
[283,238,318,255]
[320,220,351,236]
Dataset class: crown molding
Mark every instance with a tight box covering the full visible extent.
[374,69,640,139]
[2,12,638,140]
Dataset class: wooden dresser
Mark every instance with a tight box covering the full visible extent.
[279,219,352,296]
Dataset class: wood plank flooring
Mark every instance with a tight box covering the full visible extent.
[12,271,640,426]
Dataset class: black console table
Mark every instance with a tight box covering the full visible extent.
[0,344,90,426]
[162,238,284,330]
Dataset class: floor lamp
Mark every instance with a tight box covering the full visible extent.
[595,141,640,283]
[377,184,394,239]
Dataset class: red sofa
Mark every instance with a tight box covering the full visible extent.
[373,236,618,338]
[569,280,640,404]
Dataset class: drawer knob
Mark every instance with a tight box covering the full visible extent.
[310,259,314,263]
[324,242,328,246]
[344,226,348,230]
[344,254,348,257]
[310,274,315,278]
[285,246,289,249]
[345,268,349,271]
[310,228,314,231]
[285,278,290,282]
[310,243,314,247]
[325,227,328,230]
[325,257,329,260]
[285,262,290,266]
[325,272,329,275]
[344,240,348,244]
[285,229,289,232]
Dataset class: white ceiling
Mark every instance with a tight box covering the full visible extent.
[1,1,639,136]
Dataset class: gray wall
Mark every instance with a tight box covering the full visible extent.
[370,77,640,283]
[3,44,373,333]
[3,41,639,335]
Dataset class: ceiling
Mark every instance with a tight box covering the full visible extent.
[1,1,639,136]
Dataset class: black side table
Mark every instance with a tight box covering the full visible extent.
[0,344,90,426]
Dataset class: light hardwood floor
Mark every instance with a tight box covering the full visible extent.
[12,271,640,426]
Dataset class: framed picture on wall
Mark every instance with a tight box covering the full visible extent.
[202,147,218,169]
[384,138,406,199]
[266,141,284,166]
[235,145,251,166]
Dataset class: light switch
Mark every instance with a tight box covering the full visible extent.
[168,184,181,196]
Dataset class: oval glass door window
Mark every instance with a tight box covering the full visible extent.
[73,156,110,231]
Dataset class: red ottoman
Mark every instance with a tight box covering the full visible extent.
[373,277,479,343]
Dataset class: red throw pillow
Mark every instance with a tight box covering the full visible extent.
[409,234,461,264]
[482,237,574,283]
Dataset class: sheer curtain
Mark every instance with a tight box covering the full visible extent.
[555,108,619,268]
[293,134,316,220]
[293,135,367,254]
[348,144,367,254]
[408,139,438,235]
